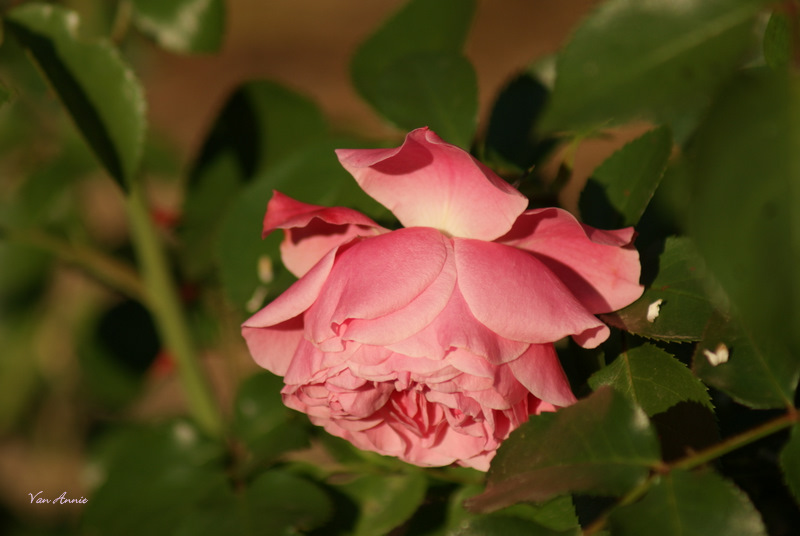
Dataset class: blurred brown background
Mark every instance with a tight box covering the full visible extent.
[142,0,601,162]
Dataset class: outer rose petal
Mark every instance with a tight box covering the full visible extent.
[241,316,303,376]
[335,127,528,240]
[241,246,340,374]
[454,238,610,347]
[305,227,451,350]
[498,208,643,314]
[263,191,386,277]
[506,344,577,407]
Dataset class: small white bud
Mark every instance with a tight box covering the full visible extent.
[646,299,663,323]
[703,343,729,366]
[258,255,274,284]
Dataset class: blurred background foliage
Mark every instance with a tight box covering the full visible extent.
[0,0,799,534]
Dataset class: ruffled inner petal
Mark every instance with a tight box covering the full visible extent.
[386,288,529,363]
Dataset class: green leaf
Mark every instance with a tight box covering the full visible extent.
[609,469,767,536]
[541,0,763,132]
[172,469,333,536]
[600,237,715,341]
[466,388,661,513]
[780,424,800,505]
[233,371,310,463]
[447,486,579,535]
[763,11,793,70]
[452,515,579,536]
[244,470,333,534]
[686,69,800,356]
[5,3,146,190]
[180,81,327,279]
[0,314,42,433]
[580,126,672,229]
[351,0,477,147]
[0,81,10,108]
[336,472,428,536]
[483,73,557,173]
[693,311,799,409]
[82,421,228,536]
[589,343,711,416]
[131,0,225,54]
[216,139,387,311]
[368,51,478,149]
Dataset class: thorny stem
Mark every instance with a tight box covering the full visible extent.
[126,182,223,437]
[582,409,799,535]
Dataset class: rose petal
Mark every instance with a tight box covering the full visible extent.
[335,128,528,240]
[507,344,577,407]
[498,208,643,314]
[243,244,338,330]
[454,238,609,346]
[241,315,303,376]
[305,227,450,349]
[263,191,386,277]
[342,236,457,346]
[386,289,530,363]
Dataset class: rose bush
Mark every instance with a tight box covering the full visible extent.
[242,127,643,470]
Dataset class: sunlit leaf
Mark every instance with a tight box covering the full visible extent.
[686,68,800,356]
[467,388,660,513]
[541,0,763,132]
[131,0,225,54]
[609,469,767,535]
[780,424,800,505]
[601,237,715,341]
[693,311,799,409]
[336,472,427,536]
[351,0,477,147]
[367,51,477,149]
[580,125,672,229]
[5,3,146,190]
[589,343,711,416]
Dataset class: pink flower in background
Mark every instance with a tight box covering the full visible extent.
[242,128,643,470]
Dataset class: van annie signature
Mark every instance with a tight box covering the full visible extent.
[28,491,88,505]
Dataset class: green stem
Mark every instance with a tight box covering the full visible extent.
[583,409,798,535]
[670,410,797,471]
[126,182,223,437]
[110,0,134,45]
[1,225,146,303]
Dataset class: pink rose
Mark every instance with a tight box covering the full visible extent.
[242,128,643,470]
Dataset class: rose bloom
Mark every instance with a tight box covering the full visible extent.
[242,128,643,470]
